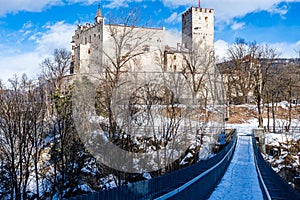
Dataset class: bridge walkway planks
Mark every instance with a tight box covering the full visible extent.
[208,133,264,200]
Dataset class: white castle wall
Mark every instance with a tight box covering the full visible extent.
[71,6,215,75]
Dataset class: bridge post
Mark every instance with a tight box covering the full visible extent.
[253,128,266,154]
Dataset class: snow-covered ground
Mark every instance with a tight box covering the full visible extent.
[208,131,263,200]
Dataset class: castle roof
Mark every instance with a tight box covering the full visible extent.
[95,5,103,18]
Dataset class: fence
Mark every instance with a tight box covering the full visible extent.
[69,129,237,200]
[252,136,300,200]
[264,125,300,134]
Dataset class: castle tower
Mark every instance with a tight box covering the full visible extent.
[95,4,104,24]
[182,6,214,50]
[70,5,104,74]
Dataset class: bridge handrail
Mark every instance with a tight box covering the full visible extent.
[155,130,237,199]
[69,129,237,200]
[252,135,300,200]
[252,135,272,200]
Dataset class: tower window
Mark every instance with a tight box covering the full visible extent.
[125,44,131,50]
[143,45,150,52]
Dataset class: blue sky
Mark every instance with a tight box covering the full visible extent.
[0,0,299,81]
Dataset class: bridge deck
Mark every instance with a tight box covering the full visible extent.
[208,133,264,200]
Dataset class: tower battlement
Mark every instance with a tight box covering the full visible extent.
[182,6,214,17]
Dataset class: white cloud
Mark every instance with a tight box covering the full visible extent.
[0,52,42,82]
[35,21,75,55]
[0,0,61,16]
[104,0,143,8]
[0,0,101,16]
[230,22,245,31]
[214,40,229,60]
[164,12,181,24]
[269,4,288,16]
[268,42,300,58]
[161,0,300,23]
[0,21,75,81]
[22,21,34,30]
[66,0,98,4]
[214,39,300,61]
[0,0,297,21]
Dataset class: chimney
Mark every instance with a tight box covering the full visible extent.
[177,43,181,51]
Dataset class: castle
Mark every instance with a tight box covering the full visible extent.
[70,4,214,75]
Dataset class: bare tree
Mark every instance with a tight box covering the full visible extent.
[0,74,46,200]
[226,38,259,104]
[96,8,156,139]
[41,48,70,91]
[181,41,215,106]
[253,45,279,127]
[40,48,75,199]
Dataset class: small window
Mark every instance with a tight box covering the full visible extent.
[143,45,150,52]
[88,49,91,54]
[125,44,131,50]
[173,55,176,60]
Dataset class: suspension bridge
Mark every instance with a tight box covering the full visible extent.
[70,129,300,200]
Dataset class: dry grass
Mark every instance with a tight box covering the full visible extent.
[227,105,257,123]
[227,104,300,124]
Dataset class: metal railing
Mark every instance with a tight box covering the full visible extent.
[252,135,300,200]
[69,129,237,200]
[264,125,300,134]
[155,130,237,200]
